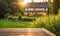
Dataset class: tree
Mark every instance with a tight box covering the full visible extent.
[0,1,12,18]
[53,0,60,15]
[48,0,53,14]
[7,0,24,14]
[48,0,60,15]
[0,0,24,18]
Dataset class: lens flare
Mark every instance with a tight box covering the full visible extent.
[22,0,31,4]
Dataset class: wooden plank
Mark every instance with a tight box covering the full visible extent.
[0,28,56,36]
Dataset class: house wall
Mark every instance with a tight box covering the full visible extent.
[24,7,48,16]
[24,12,47,16]
[25,8,47,11]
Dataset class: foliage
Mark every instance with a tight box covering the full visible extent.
[35,10,60,36]
[0,0,24,18]
[0,1,11,18]
[53,0,60,14]
[0,16,37,28]
[18,16,22,20]
[48,0,60,15]
[48,0,54,14]
[22,18,36,21]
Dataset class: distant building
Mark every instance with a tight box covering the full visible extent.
[24,1,48,16]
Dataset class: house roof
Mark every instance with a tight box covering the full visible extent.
[26,2,48,8]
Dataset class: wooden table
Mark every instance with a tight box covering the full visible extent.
[0,28,56,36]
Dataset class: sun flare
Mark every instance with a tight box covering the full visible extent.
[22,0,31,4]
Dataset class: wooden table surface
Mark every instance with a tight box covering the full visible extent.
[0,28,56,36]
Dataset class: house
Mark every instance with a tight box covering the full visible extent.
[24,1,48,16]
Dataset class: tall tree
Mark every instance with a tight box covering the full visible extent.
[6,0,24,14]
[53,0,60,15]
[48,0,54,14]
[0,0,24,18]
[0,1,12,18]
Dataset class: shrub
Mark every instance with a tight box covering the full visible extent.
[22,18,36,21]
[8,15,13,20]
[8,17,12,20]
[35,15,60,36]
[18,16,22,20]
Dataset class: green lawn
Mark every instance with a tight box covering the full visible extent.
[0,19,31,28]
[0,16,38,28]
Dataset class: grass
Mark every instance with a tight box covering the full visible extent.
[0,19,31,28]
[0,16,38,28]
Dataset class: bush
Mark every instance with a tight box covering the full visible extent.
[8,16,17,20]
[8,15,13,20]
[8,17,12,20]
[35,15,60,36]
[18,16,22,20]
[22,18,36,21]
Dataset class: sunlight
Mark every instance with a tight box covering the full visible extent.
[22,0,31,5]
[21,0,49,5]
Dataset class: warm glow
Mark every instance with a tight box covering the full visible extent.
[21,0,49,5]
[22,0,31,4]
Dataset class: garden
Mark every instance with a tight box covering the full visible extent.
[0,0,60,36]
[0,16,37,28]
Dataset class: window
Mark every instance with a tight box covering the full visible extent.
[35,8,40,11]
[25,8,27,11]
[28,8,34,11]
[40,8,45,11]
[35,8,45,11]
[46,8,48,11]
